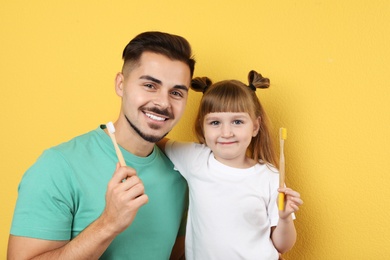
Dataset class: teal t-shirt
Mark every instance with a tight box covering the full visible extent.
[10,127,188,259]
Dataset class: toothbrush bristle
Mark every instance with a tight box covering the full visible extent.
[280,128,287,140]
[106,122,116,134]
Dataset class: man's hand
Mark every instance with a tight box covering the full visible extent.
[101,163,149,235]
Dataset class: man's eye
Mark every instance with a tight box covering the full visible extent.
[171,91,183,97]
[144,83,155,89]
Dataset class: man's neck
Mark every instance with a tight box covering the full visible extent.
[110,119,155,157]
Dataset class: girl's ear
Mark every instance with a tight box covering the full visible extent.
[253,116,261,137]
[115,72,125,97]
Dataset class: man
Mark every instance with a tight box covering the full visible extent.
[8,31,195,259]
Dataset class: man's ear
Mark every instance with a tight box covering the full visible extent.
[253,116,261,137]
[115,72,124,97]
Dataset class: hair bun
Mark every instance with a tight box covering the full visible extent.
[248,70,270,89]
[191,77,212,93]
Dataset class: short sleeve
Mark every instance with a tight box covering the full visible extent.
[165,141,199,179]
[10,149,75,240]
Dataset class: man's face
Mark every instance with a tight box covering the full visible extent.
[116,52,191,143]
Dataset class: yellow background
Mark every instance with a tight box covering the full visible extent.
[1,1,389,259]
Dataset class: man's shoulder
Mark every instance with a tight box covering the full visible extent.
[52,128,102,151]
[37,128,105,163]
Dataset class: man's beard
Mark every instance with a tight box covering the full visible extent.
[124,107,172,143]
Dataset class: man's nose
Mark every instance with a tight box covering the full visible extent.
[153,92,170,108]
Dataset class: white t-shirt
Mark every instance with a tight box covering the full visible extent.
[165,141,281,260]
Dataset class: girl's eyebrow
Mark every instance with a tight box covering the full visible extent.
[205,114,249,121]
[205,116,223,121]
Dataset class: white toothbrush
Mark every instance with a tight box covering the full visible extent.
[106,122,126,167]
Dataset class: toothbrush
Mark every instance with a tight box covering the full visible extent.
[105,122,126,167]
[278,127,287,211]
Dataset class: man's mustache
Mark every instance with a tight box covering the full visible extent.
[143,106,174,119]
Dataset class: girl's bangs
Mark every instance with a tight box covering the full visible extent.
[203,84,251,114]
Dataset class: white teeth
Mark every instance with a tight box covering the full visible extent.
[145,113,165,121]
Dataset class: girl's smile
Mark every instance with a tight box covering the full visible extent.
[203,112,259,168]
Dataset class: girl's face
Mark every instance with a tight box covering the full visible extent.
[203,112,260,168]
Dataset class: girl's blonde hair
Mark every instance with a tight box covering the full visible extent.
[191,70,279,168]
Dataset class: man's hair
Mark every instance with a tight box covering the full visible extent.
[122,31,195,76]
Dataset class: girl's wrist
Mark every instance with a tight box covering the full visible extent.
[279,215,293,223]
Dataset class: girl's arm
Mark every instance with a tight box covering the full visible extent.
[271,187,303,253]
[156,138,170,153]
[157,137,185,260]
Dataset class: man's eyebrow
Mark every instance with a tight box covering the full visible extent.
[173,84,189,92]
[139,75,162,85]
[140,75,189,92]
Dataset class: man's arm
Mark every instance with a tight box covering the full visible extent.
[7,218,115,260]
[7,164,148,260]
[7,236,68,260]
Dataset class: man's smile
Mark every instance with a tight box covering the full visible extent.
[144,112,168,121]
[142,106,173,122]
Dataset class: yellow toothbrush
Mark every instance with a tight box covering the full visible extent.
[278,127,287,211]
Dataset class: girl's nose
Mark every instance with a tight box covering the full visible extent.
[221,124,233,138]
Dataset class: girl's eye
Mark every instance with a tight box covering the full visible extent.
[233,120,243,125]
[210,121,220,126]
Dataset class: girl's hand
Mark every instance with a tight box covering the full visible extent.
[278,187,303,220]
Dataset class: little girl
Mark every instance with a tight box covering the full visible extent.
[158,70,303,260]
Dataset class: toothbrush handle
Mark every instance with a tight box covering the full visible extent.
[109,133,126,167]
[279,144,285,210]
[278,193,285,211]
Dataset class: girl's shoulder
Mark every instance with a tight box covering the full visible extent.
[166,141,211,160]
[256,161,279,175]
